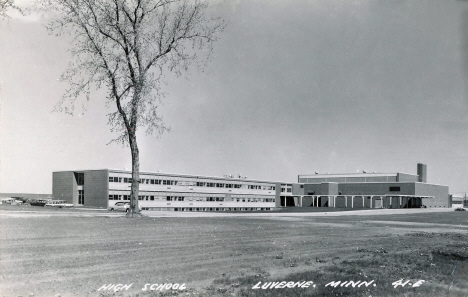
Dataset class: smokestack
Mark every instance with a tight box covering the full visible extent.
[417,163,427,183]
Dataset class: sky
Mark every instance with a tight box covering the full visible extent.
[1,0,468,194]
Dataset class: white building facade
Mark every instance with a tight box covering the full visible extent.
[53,169,293,211]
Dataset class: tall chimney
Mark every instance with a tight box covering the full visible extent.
[417,163,427,183]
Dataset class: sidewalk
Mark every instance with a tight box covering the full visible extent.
[143,207,455,218]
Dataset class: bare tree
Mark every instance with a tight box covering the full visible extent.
[40,0,225,216]
[0,0,21,18]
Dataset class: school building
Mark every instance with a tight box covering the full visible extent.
[53,169,293,211]
[290,163,450,208]
[52,163,451,210]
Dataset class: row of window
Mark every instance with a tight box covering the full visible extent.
[166,196,187,201]
[234,198,275,202]
[141,207,273,211]
[231,194,273,199]
[162,196,224,202]
[196,182,243,188]
[109,191,268,197]
[109,191,274,199]
[108,194,274,202]
[108,176,275,190]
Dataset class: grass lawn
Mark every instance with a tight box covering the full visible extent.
[0,206,467,297]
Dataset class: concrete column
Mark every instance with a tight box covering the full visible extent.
[345,196,347,208]
[334,196,336,208]
[352,196,354,208]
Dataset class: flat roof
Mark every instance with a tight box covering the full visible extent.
[299,173,398,178]
[297,181,448,188]
[297,194,434,198]
[298,172,417,178]
[54,169,293,185]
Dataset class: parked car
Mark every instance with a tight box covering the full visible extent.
[0,198,15,204]
[108,201,129,212]
[30,199,49,207]
[108,201,142,212]
[45,200,73,208]
[454,207,466,211]
[12,197,27,204]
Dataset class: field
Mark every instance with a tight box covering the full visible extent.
[1,205,468,297]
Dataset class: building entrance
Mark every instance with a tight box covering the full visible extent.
[280,196,295,207]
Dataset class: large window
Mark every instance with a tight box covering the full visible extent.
[166,196,185,201]
[78,190,84,204]
[206,197,224,202]
[75,173,84,185]
[109,176,123,183]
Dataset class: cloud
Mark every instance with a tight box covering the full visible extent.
[441,120,468,132]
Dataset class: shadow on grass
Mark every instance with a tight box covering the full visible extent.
[213,233,468,297]
[135,233,468,297]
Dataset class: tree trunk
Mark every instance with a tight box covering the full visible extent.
[128,129,140,217]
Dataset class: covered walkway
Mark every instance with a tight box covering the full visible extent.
[283,195,433,209]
